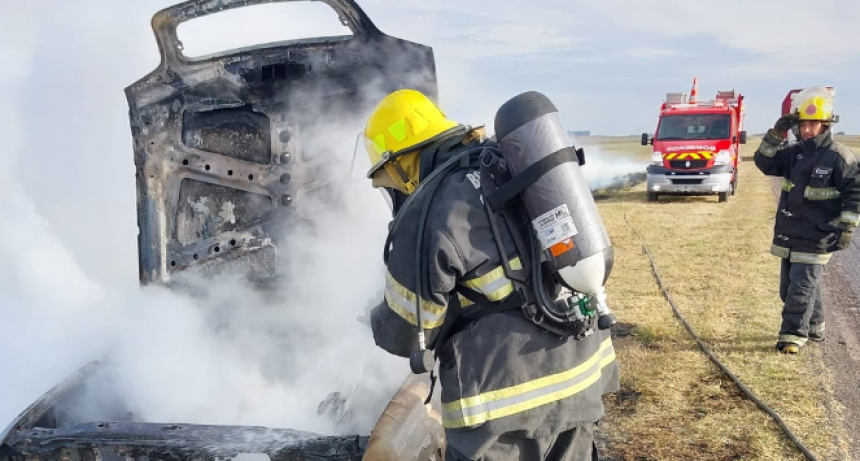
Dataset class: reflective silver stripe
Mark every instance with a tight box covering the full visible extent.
[840,211,860,226]
[771,244,831,264]
[770,244,790,259]
[441,338,616,429]
[790,251,831,264]
[480,277,511,301]
[384,272,446,329]
[803,187,840,200]
[758,139,779,158]
[461,258,522,302]
[778,334,808,346]
[459,281,514,304]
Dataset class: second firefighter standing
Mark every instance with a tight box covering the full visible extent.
[754,86,860,354]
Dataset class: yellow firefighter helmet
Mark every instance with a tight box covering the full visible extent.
[364,89,460,194]
[792,86,837,122]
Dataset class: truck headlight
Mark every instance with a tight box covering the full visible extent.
[714,149,732,165]
[650,151,663,166]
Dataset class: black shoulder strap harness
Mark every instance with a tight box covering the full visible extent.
[435,146,589,342]
[423,145,591,403]
[380,132,589,403]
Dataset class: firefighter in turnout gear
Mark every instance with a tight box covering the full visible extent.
[754,86,860,354]
[363,89,620,461]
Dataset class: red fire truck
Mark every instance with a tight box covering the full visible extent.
[642,78,747,202]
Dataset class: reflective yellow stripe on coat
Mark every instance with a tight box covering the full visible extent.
[458,258,522,307]
[384,272,446,329]
[804,187,840,200]
[770,244,833,264]
[441,337,617,429]
[840,211,860,226]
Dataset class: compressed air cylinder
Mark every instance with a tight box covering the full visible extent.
[494,91,613,294]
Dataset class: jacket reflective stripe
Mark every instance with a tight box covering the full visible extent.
[770,244,790,259]
[778,334,808,346]
[804,186,840,200]
[771,244,832,264]
[459,258,522,306]
[384,272,446,329]
[757,131,781,158]
[840,211,860,226]
[441,337,616,429]
[781,178,794,192]
[791,251,832,264]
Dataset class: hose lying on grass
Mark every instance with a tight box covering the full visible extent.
[623,213,819,461]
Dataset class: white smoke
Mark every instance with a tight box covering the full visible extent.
[0,112,403,440]
[577,142,648,191]
[0,0,408,440]
[0,0,648,441]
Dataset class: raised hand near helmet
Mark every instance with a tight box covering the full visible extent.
[773,113,799,137]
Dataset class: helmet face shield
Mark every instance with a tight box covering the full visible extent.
[364,136,391,179]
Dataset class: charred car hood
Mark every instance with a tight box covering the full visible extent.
[126,0,437,286]
[0,362,368,461]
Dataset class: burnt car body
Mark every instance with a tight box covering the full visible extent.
[1,1,442,460]
[129,0,437,286]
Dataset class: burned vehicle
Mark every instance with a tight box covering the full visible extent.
[1,0,444,460]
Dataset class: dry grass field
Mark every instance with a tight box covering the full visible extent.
[580,134,857,460]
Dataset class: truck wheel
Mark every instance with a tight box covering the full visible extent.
[647,192,658,202]
[718,191,728,202]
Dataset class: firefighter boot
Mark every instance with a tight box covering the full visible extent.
[809,323,826,342]
[776,342,802,354]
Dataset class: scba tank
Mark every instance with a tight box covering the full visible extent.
[494,91,614,295]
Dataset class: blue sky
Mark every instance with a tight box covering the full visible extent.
[1,0,859,284]
[4,1,860,137]
[364,0,860,136]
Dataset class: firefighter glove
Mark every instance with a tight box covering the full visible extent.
[835,228,854,251]
[773,113,799,135]
[357,290,383,328]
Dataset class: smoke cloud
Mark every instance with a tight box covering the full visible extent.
[0,0,645,442]
[577,142,648,191]
[0,0,409,440]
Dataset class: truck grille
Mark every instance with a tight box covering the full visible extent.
[669,160,708,169]
[671,179,704,185]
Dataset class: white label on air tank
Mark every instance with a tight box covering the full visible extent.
[532,204,578,249]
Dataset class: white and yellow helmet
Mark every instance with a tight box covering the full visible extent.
[791,86,838,123]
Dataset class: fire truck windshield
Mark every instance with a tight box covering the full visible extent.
[657,114,731,141]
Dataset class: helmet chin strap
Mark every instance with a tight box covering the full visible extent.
[371,168,399,189]
[370,126,472,194]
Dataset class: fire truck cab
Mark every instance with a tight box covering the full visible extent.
[642,78,746,203]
